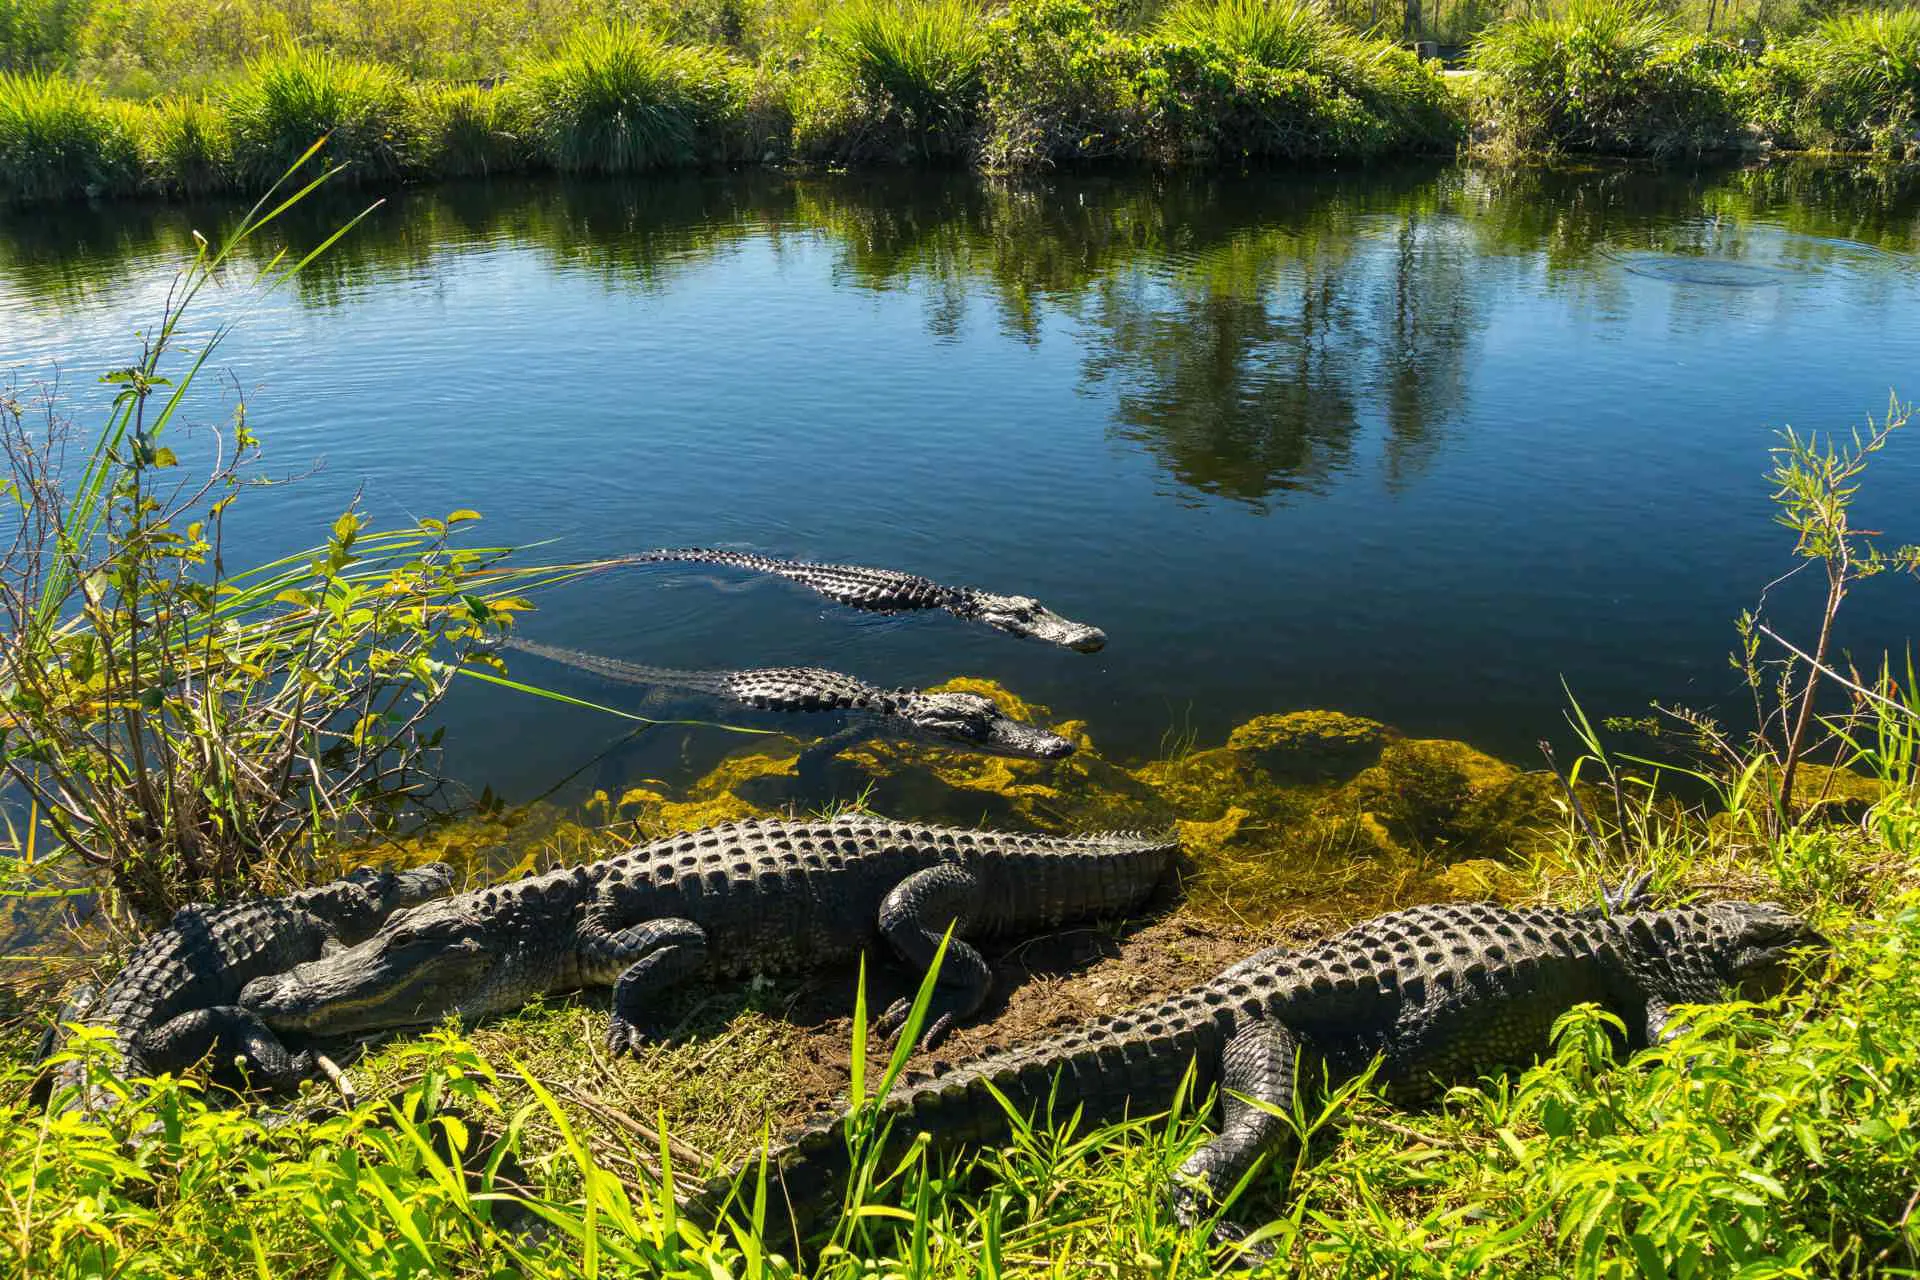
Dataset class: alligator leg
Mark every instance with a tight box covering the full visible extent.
[582,918,711,1056]
[794,723,876,790]
[139,1006,314,1090]
[873,865,991,1050]
[1173,1019,1303,1236]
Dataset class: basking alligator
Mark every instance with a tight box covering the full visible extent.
[699,898,1824,1249]
[500,636,1075,761]
[242,817,1180,1055]
[631,549,1108,653]
[37,863,453,1108]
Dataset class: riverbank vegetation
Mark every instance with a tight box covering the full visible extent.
[0,158,615,921]
[2,0,1918,202]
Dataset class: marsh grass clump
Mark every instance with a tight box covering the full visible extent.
[1754,8,1920,154]
[978,0,1146,167]
[1138,0,1458,161]
[134,94,232,195]
[413,82,522,177]
[818,0,990,160]
[1470,0,1745,157]
[509,24,748,172]
[1157,0,1341,71]
[224,47,417,188]
[0,69,137,202]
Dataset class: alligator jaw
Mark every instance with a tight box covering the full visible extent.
[898,691,1077,760]
[963,592,1107,653]
[240,903,497,1037]
[981,718,1076,760]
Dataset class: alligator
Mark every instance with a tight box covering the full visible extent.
[629,548,1108,653]
[241,817,1180,1055]
[697,897,1824,1254]
[36,863,454,1109]
[499,636,1076,762]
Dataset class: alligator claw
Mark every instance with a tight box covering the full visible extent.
[605,1016,645,1058]
[876,997,956,1051]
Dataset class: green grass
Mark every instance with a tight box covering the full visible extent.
[1468,0,1746,157]
[1156,0,1342,71]
[133,93,229,194]
[223,47,417,188]
[0,69,135,201]
[414,81,522,177]
[5,0,1920,199]
[1756,7,1920,153]
[819,0,989,157]
[8,837,1918,1276]
[509,24,747,173]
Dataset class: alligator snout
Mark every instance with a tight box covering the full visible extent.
[238,973,290,1015]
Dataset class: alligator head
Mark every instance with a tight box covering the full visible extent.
[241,898,511,1037]
[1702,900,1828,1000]
[345,861,456,912]
[898,690,1076,759]
[959,591,1107,653]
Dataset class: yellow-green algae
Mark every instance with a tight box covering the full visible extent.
[338,685,1585,926]
[631,683,1582,922]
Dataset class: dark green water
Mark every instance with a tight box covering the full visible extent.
[3,161,1918,808]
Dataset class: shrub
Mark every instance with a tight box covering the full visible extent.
[0,0,91,70]
[0,70,137,202]
[508,24,748,172]
[979,0,1146,167]
[1157,0,1340,71]
[818,0,989,160]
[1755,8,1920,155]
[1138,0,1458,163]
[134,94,232,195]
[413,82,521,177]
[224,47,419,188]
[1469,0,1745,157]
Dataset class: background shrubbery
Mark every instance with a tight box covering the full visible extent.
[0,0,1916,200]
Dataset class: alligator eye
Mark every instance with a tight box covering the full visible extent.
[388,928,418,948]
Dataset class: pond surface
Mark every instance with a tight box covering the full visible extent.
[4,162,1919,813]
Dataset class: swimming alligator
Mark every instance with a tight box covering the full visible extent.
[36,863,453,1108]
[630,549,1108,653]
[499,636,1075,761]
[696,897,1824,1253]
[241,817,1180,1055]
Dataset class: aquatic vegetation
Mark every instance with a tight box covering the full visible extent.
[1750,9,1920,157]
[223,48,417,187]
[508,24,750,173]
[1469,0,1747,156]
[0,69,135,202]
[817,0,989,160]
[413,82,523,177]
[1224,708,1393,775]
[132,94,229,194]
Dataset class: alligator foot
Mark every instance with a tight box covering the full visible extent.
[594,917,711,1058]
[1170,1020,1303,1251]
[876,988,976,1052]
[875,864,993,1050]
[145,1005,315,1092]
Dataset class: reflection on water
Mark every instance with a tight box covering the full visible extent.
[3,159,1917,814]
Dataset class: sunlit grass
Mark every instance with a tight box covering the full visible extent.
[821,0,988,152]
[0,70,137,202]
[508,24,747,173]
[224,47,417,188]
